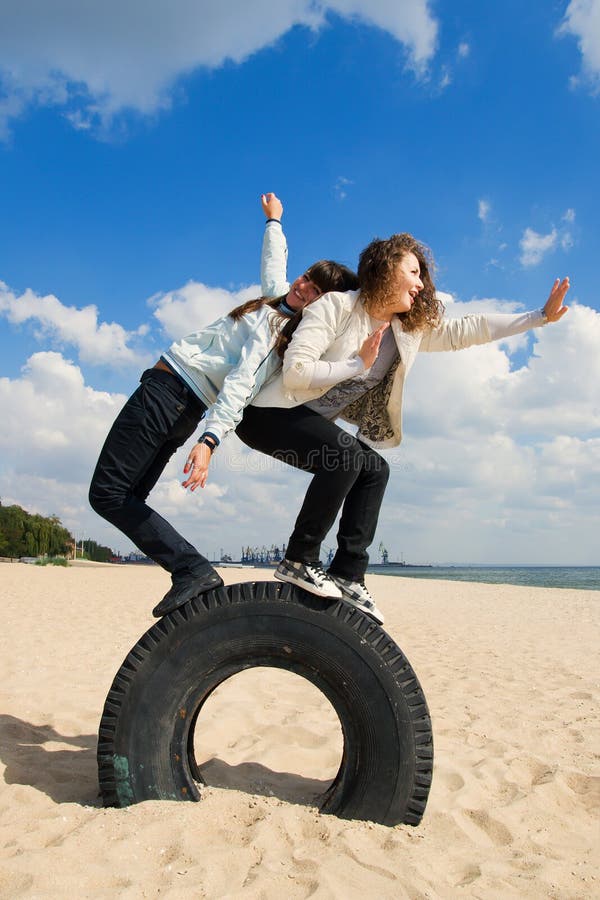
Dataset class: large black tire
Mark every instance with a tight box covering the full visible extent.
[97,580,433,826]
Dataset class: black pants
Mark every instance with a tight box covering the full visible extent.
[89,368,211,578]
[236,405,390,580]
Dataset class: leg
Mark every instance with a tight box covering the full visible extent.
[89,369,210,578]
[238,406,389,622]
[237,405,369,563]
[329,444,390,581]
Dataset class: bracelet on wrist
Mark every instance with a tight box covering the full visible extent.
[198,435,216,453]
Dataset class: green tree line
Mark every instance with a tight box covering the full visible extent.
[0,501,115,561]
[80,538,115,563]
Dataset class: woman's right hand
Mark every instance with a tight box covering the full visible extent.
[358,323,389,369]
[261,192,283,220]
[181,442,213,491]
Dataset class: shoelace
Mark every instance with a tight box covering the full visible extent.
[345,579,375,608]
[305,563,329,586]
[359,584,376,608]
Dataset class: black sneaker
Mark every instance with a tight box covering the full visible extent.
[152,569,224,618]
[274,559,343,599]
[328,575,385,625]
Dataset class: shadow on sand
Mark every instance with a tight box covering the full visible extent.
[0,715,335,809]
[0,714,100,806]
[196,756,335,806]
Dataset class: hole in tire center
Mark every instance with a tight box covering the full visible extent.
[192,666,344,804]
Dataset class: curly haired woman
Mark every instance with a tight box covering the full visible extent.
[223,232,570,625]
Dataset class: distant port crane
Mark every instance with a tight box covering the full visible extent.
[378,542,389,565]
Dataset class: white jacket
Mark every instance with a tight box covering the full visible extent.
[253,289,547,448]
[163,220,289,444]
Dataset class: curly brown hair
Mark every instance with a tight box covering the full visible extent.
[358,233,443,332]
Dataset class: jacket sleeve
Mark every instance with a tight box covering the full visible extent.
[483,309,548,340]
[420,308,548,352]
[261,221,290,298]
[200,320,280,443]
[282,293,355,390]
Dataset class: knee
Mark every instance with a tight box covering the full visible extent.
[363,451,390,487]
[88,478,123,518]
[379,456,390,484]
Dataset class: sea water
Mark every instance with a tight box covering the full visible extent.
[365,565,600,591]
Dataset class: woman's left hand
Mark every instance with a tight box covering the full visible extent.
[182,443,213,491]
[543,277,570,322]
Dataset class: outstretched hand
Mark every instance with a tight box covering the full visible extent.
[261,192,283,221]
[182,443,213,491]
[358,323,390,369]
[544,277,570,322]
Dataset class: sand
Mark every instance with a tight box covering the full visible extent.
[0,561,598,898]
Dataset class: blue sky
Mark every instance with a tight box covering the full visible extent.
[1,1,599,565]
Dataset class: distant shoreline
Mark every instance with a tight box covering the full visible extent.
[365,563,600,591]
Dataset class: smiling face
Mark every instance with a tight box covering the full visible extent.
[368,251,424,320]
[285,274,323,310]
[390,251,424,313]
[359,232,441,332]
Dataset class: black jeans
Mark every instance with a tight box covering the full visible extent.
[89,368,210,578]
[236,405,390,580]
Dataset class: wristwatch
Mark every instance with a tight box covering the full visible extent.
[197,435,217,453]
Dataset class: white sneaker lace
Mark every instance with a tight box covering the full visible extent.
[305,563,329,587]
[358,582,375,605]
[337,577,375,608]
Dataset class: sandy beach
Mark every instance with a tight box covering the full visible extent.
[0,561,598,898]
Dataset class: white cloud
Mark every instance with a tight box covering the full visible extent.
[519,209,576,267]
[561,231,574,251]
[333,176,354,201]
[0,351,127,484]
[519,227,558,267]
[0,281,151,367]
[0,0,438,137]
[558,0,600,91]
[1,299,599,565]
[439,67,452,90]
[150,281,261,341]
[457,42,470,58]
[478,198,491,223]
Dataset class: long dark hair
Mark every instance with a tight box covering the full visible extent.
[229,259,358,357]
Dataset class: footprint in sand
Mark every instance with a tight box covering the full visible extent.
[460,808,513,847]
[531,768,557,786]
[450,863,481,887]
[438,770,465,793]
[562,772,600,810]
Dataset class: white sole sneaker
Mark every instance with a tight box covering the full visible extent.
[328,575,385,625]
[275,559,343,599]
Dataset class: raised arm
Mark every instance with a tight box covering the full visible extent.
[260,192,290,297]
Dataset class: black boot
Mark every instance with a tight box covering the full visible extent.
[152,567,224,617]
